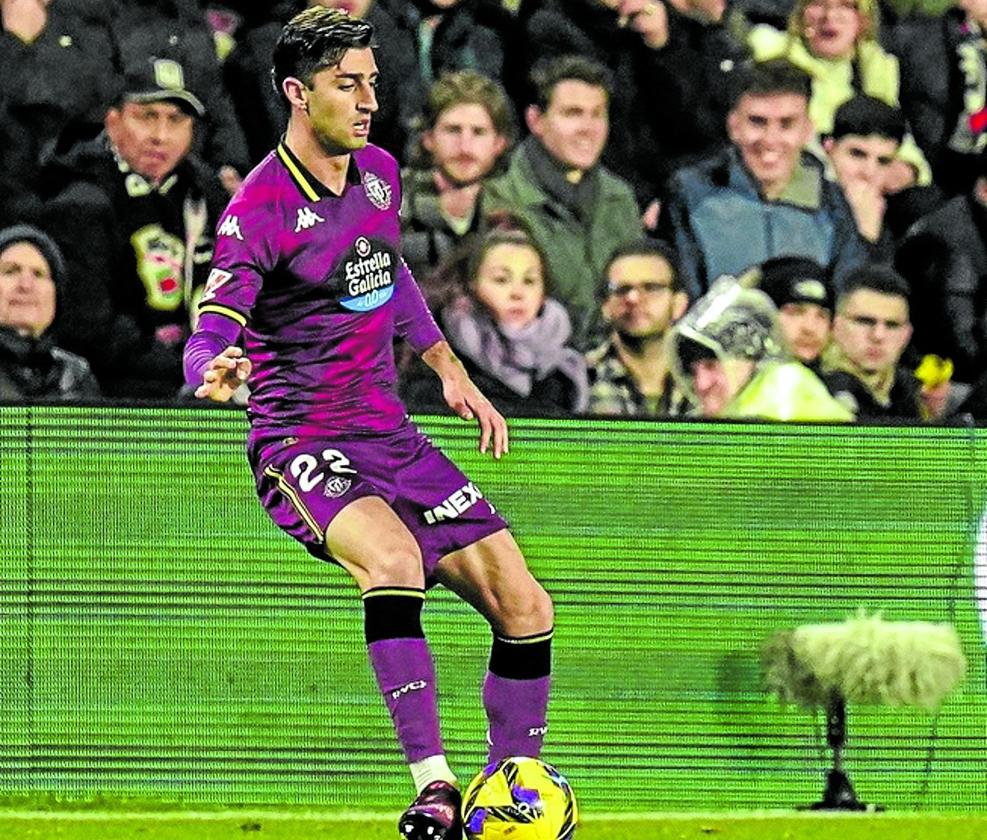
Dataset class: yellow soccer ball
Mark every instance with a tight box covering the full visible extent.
[462,756,578,840]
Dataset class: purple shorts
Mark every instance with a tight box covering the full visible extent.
[248,420,508,576]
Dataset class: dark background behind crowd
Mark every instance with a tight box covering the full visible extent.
[4,0,987,422]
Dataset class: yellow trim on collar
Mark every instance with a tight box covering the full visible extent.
[277,144,320,202]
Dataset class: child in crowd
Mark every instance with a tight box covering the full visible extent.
[403,221,589,416]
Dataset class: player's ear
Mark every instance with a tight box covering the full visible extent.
[282,77,310,113]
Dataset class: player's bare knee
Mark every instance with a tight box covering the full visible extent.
[528,582,554,629]
[489,578,553,634]
[365,543,424,589]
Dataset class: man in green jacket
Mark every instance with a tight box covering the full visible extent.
[481,54,644,350]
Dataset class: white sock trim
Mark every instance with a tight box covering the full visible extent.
[409,754,457,794]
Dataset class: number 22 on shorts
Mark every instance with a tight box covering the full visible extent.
[289,449,356,492]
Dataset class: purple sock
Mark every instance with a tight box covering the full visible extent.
[368,637,445,763]
[483,630,553,764]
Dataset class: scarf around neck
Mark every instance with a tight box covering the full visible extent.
[442,295,589,411]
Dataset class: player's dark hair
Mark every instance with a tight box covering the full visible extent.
[602,239,687,297]
[837,264,911,311]
[272,6,376,96]
[528,54,612,111]
[729,59,811,110]
[830,95,906,144]
[423,70,515,143]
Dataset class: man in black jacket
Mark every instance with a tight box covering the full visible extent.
[895,152,987,383]
[41,55,227,399]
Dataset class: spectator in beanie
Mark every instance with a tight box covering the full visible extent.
[0,224,99,400]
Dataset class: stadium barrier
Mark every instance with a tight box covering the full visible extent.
[1,405,984,811]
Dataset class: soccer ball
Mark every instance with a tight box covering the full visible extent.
[461,756,578,840]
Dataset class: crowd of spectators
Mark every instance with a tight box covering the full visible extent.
[4,0,987,423]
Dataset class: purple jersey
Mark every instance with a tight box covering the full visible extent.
[184,142,442,443]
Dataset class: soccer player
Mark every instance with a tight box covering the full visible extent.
[182,8,554,840]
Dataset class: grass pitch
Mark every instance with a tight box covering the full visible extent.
[0,810,984,840]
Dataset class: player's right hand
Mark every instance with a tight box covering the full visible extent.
[444,375,509,459]
[195,346,251,402]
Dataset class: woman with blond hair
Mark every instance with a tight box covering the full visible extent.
[746,0,931,193]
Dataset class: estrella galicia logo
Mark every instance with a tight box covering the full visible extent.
[333,236,395,312]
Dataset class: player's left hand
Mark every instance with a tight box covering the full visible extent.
[443,375,509,459]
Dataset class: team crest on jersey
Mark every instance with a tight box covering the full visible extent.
[363,171,392,210]
[324,476,352,498]
[330,235,396,312]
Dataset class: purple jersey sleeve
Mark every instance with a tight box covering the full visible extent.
[392,256,443,354]
[183,143,437,440]
[182,178,278,390]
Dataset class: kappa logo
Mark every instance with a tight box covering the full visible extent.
[363,170,392,210]
[217,215,243,240]
[295,207,325,233]
[423,482,483,525]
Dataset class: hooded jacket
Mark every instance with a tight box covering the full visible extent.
[0,225,100,400]
[668,274,853,421]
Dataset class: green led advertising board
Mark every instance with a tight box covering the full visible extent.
[0,406,984,811]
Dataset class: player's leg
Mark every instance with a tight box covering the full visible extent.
[253,434,459,838]
[327,497,461,840]
[434,530,555,764]
[326,496,456,784]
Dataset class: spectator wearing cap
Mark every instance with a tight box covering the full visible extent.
[110,0,250,191]
[39,56,228,399]
[0,224,99,400]
[758,254,833,371]
[819,264,926,419]
[822,96,907,256]
[585,239,690,416]
[658,60,869,300]
[666,269,852,420]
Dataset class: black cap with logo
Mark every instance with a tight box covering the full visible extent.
[119,56,206,118]
[758,255,833,312]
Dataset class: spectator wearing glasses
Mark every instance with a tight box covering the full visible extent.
[585,239,690,416]
[819,263,926,418]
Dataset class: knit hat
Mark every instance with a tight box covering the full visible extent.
[0,225,67,288]
[759,255,833,312]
